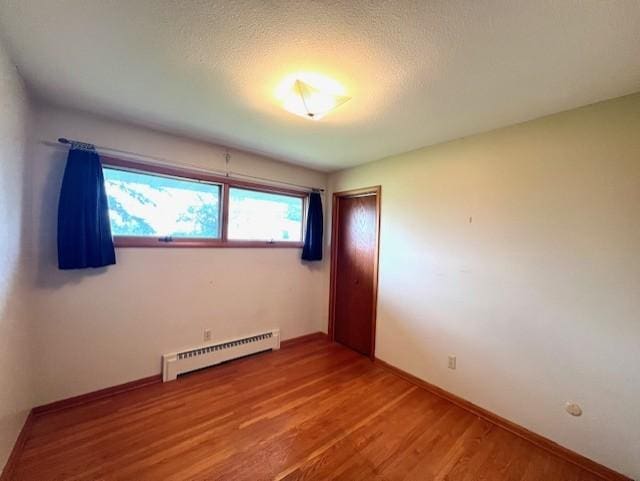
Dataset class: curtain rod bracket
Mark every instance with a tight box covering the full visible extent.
[224,149,231,177]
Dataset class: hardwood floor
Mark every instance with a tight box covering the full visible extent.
[12,336,606,481]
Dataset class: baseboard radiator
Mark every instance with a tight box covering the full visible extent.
[162,329,280,382]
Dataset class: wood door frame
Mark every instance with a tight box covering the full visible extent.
[328,186,381,360]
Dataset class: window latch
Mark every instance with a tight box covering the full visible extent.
[158,236,173,243]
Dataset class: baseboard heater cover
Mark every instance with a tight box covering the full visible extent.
[162,329,280,382]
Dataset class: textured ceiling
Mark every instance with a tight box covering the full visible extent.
[1,1,639,171]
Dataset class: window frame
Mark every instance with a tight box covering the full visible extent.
[101,156,307,248]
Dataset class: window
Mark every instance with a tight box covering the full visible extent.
[101,158,306,248]
[228,188,303,242]
[103,167,221,240]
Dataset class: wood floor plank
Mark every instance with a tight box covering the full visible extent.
[12,338,610,481]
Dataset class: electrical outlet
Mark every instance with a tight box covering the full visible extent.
[203,329,212,342]
[448,355,456,370]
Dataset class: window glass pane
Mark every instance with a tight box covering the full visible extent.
[228,188,303,241]
[103,167,220,238]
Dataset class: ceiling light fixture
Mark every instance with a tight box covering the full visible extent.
[277,73,351,120]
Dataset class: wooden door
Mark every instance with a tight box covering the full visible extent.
[330,188,380,357]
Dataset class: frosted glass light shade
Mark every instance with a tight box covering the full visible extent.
[282,79,350,120]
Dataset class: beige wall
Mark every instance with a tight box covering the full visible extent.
[0,39,35,469]
[28,105,328,406]
[329,93,640,478]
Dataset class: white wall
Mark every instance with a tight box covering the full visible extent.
[0,39,35,469]
[28,104,328,406]
[329,93,640,479]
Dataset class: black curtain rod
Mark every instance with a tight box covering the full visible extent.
[56,137,324,193]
